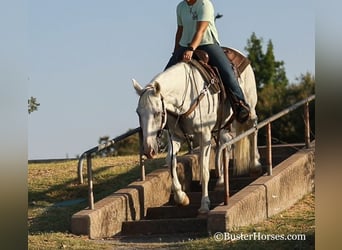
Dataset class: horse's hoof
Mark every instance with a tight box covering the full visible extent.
[197,211,209,218]
[198,208,209,215]
[181,195,190,206]
[214,180,224,191]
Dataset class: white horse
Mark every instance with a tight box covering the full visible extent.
[133,60,261,214]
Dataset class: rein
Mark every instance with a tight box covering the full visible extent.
[164,62,234,149]
[181,88,207,118]
[163,65,210,151]
[157,95,166,139]
[171,62,210,119]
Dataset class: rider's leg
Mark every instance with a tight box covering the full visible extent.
[198,43,250,123]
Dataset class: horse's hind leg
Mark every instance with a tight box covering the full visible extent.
[167,138,190,206]
[249,117,263,177]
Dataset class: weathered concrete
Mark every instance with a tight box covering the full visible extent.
[71,168,172,239]
[71,143,314,239]
[71,157,200,239]
[207,142,315,233]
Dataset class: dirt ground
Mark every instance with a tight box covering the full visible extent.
[97,233,206,249]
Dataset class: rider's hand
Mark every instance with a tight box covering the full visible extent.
[183,50,193,62]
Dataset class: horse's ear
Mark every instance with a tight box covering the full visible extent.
[154,81,161,95]
[132,79,144,96]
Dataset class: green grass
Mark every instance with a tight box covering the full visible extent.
[28,155,166,249]
[28,155,314,249]
[181,193,315,249]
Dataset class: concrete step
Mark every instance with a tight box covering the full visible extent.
[167,190,225,206]
[146,205,200,219]
[122,190,224,235]
[146,203,227,220]
[189,177,256,195]
[121,171,259,236]
[121,217,207,235]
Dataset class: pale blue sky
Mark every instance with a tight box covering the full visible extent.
[28,0,314,159]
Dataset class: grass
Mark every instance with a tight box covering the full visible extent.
[28,155,166,249]
[181,193,315,249]
[28,154,314,249]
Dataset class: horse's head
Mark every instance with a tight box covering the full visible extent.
[133,79,167,159]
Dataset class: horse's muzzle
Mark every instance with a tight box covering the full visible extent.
[145,148,156,159]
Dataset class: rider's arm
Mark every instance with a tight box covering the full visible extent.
[189,21,209,50]
[173,25,183,53]
[183,21,209,61]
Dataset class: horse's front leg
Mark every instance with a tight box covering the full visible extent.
[198,132,212,214]
[166,138,189,206]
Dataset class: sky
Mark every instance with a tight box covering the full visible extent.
[27,0,315,160]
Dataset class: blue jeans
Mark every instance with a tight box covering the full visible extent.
[165,44,246,103]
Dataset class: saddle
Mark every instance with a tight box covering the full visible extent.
[190,46,250,96]
[222,47,251,76]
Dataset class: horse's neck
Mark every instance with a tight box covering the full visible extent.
[154,63,203,114]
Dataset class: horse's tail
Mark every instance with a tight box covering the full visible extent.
[233,120,254,176]
[233,63,262,176]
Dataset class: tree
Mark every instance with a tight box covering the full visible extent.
[114,129,140,156]
[245,33,315,144]
[245,33,289,121]
[245,32,264,90]
[288,73,315,101]
[245,33,288,91]
[28,96,40,114]
[280,73,315,143]
[98,136,116,157]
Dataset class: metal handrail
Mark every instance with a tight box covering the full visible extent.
[77,127,143,209]
[77,127,142,184]
[216,94,315,205]
[79,95,315,209]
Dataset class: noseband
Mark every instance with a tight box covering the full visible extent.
[157,95,167,140]
[139,86,167,145]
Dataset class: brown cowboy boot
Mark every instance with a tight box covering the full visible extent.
[224,86,250,124]
[235,100,250,123]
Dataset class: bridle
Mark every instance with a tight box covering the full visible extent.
[156,94,167,141]
[139,86,167,144]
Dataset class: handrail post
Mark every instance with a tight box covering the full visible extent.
[77,154,85,184]
[140,154,146,181]
[304,101,311,148]
[87,155,94,209]
[139,129,146,181]
[223,148,229,205]
[266,123,273,176]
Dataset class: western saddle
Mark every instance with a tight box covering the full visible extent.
[190,47,250,94]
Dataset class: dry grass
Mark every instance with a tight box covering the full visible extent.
[28,155,314,249]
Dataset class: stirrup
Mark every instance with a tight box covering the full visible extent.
[235,101,250,123]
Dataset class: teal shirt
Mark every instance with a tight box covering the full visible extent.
[177,0,220,47]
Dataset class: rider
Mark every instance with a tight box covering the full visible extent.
[165,0,250,123]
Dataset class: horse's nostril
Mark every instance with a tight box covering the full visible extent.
[144,148,156,159]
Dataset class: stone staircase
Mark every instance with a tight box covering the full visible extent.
[71,143,311,239]
[120,145,304,236]
[120,170,257,236]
